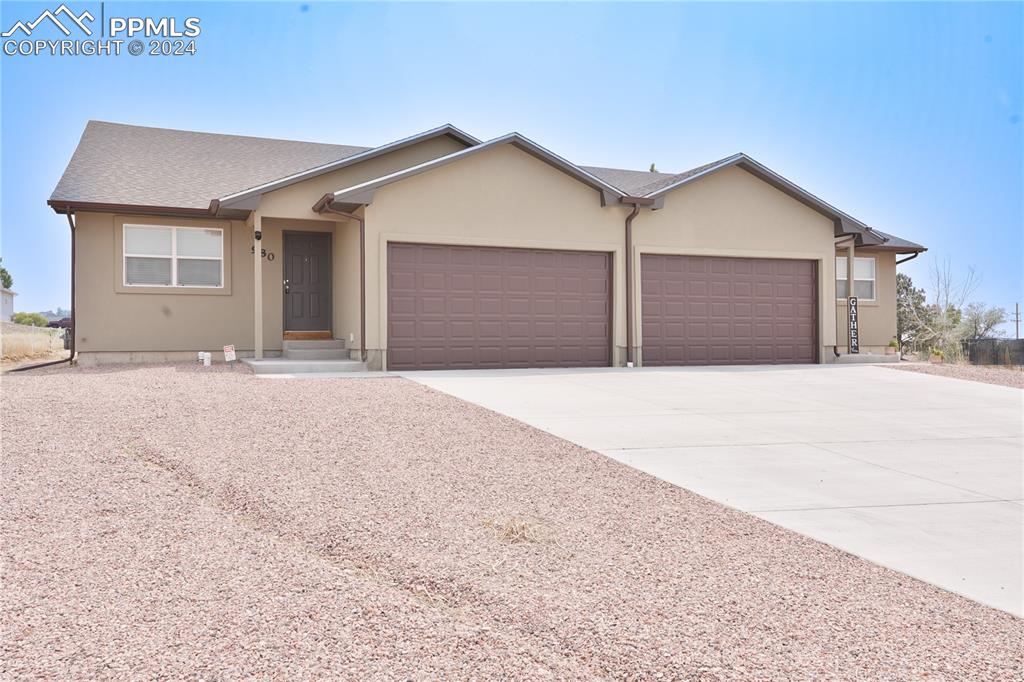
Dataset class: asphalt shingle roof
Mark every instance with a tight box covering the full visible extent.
[867,228,926,251]
[49,121,924,251]
[579,165,677,196]
[50,121,370,210]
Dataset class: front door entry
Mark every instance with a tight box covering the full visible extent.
[283,232,331,332]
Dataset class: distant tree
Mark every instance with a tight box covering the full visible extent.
[0,257,12,289]
[960,302,1006,340]
[910,258,980,359]
[896,273,927,352]
[12,312,48,327]
[649,163,658,173]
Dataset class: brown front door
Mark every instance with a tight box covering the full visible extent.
[284,232,331,332]
[387,243,612,370]
[641,254,817,365]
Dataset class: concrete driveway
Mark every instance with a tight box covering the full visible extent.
[404,365,1023,616]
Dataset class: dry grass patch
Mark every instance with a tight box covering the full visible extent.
[484,516,550,544]
[1,323,64,361]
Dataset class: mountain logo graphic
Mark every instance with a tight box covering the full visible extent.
[2,4,95,38]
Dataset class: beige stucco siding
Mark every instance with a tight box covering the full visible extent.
[361,144,630,369]
[72,144,900,367]
[258,136,468,221]
[74,212,254,355]
[835,249,897,353]
[633,166,840,357]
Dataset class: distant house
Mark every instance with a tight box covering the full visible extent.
[1,288,15,322]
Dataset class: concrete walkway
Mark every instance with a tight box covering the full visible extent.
[404,365,1023,616]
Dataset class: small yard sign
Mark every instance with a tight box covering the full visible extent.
[223,344,236,363]
[848,297,859,354]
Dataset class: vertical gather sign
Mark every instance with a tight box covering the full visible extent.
[848,297,859,354]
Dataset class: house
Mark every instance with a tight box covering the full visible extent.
[48,121,925,370]
[1,287,15,322]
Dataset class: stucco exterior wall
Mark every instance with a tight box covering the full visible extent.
[362,144,630,369]
[257,136,468,221]
[835,249,898,354]
[72,146,901,368]
[632,166,840,361]
[73,212,254,356]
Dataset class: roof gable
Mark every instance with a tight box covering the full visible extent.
[319,133,625,210]
[216,124,479,210]
[640,153,894,247]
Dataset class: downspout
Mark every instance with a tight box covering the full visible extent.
[67,210,76,363]
[624,203,640,367]
[318,203,366,362]
[11,211,78,373]
[620,197,653,367]
[896,252,920,265]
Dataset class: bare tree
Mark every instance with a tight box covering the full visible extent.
[911,257,981,357]
[961,302,1007,339]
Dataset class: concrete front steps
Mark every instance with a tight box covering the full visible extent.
[241,339,368,374]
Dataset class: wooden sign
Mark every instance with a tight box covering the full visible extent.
[848,297,859,354]
[223,344,236,363]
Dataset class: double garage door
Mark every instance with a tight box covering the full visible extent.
[386,244,817,370]
[641,254,818,365]
[387,243,612,371]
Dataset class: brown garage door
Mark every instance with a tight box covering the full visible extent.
[641,255,817,366]
[388,243,612,370]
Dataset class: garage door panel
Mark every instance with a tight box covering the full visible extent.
[388,244,611,370]
[642,254,817,366]
[505,298,530,315]
[448,297,475,315]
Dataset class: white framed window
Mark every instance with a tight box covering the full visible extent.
[124,225,224,288]
[836,256,875,300]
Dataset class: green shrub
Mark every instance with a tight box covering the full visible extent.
[11,312,48,327]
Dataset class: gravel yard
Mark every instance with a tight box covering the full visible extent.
[3,365,1022,679]
[885,362,1024,389]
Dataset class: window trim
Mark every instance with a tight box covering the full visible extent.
[123,224,225,289]
[835,255,876,302]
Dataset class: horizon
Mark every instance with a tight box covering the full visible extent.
[1,1,1021,333]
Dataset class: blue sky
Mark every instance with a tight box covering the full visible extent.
[2,1,1021,328]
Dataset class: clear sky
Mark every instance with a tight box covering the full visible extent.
[2,1,1021,328]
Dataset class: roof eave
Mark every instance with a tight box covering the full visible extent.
[47,198,248,220]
